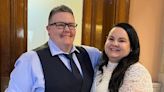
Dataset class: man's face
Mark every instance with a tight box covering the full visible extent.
[47,12,76,49]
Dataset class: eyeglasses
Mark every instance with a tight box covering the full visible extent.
[49,22,77,30]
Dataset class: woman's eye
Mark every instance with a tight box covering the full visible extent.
[109,38,114,41]
[119,40,126,42]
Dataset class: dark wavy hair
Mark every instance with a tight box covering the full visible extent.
[99,23,140,92]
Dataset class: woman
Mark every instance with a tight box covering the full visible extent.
[91,23,153,92]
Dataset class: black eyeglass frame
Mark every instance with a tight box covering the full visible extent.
[49,22,78,30]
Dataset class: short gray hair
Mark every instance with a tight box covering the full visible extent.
[48,5,74,24]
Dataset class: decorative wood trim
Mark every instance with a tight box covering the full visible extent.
[10,0,27,69]
[115,0,130,23]
[0,0,27,91]
[82,0,130,50]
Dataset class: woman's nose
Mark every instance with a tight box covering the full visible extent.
[112,41,119,46]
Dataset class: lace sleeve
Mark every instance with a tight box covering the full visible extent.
[119,63,153,92]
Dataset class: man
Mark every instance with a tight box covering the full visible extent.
[5,5,101,92]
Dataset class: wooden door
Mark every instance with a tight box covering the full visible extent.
[0,0,27,91]
[82,0,130,51]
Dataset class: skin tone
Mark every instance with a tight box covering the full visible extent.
[104,27,131,63]
[46,12,76,53]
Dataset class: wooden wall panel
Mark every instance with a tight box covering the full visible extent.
[10,0,27,69]
[82,0,130,51]
[0,0,12,91]
[115,0,130,23]
[82,0,92,45]
[94,0,104,50]
[0,0,27,91]
[0,0,11,77]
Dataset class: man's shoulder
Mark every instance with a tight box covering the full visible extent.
[19,51,37,58]
[75,45,101,56]
[79,45,100,51]
[15,51,38,65]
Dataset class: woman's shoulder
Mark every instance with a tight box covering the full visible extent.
[128,62,149,73]
[125,62,152,80]
[120,62,153,92]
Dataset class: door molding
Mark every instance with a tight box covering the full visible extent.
[82,0,130,50]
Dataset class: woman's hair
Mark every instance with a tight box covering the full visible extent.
[99,23,140,92]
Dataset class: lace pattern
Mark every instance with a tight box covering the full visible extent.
[91,62,153,92]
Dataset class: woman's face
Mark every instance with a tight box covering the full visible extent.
[105,27,131,63]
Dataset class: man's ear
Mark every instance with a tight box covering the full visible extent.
[46,25,51,36]
[46,25,49,30]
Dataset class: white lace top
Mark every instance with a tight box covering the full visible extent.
[91,61,153,92]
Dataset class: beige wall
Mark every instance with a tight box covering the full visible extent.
[159,13,164,92]
[129,0,164,83]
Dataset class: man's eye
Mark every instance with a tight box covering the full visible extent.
[57,24,65,26]
[68,25,75,27]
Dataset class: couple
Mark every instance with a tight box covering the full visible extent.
[5,5,153,92]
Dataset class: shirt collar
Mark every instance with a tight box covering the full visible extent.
[48,39,80,56]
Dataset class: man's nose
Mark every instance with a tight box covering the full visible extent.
[64,25,70,31]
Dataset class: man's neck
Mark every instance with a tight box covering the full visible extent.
[60,45,73,53]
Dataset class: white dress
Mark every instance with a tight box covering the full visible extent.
[91,61,153,92]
